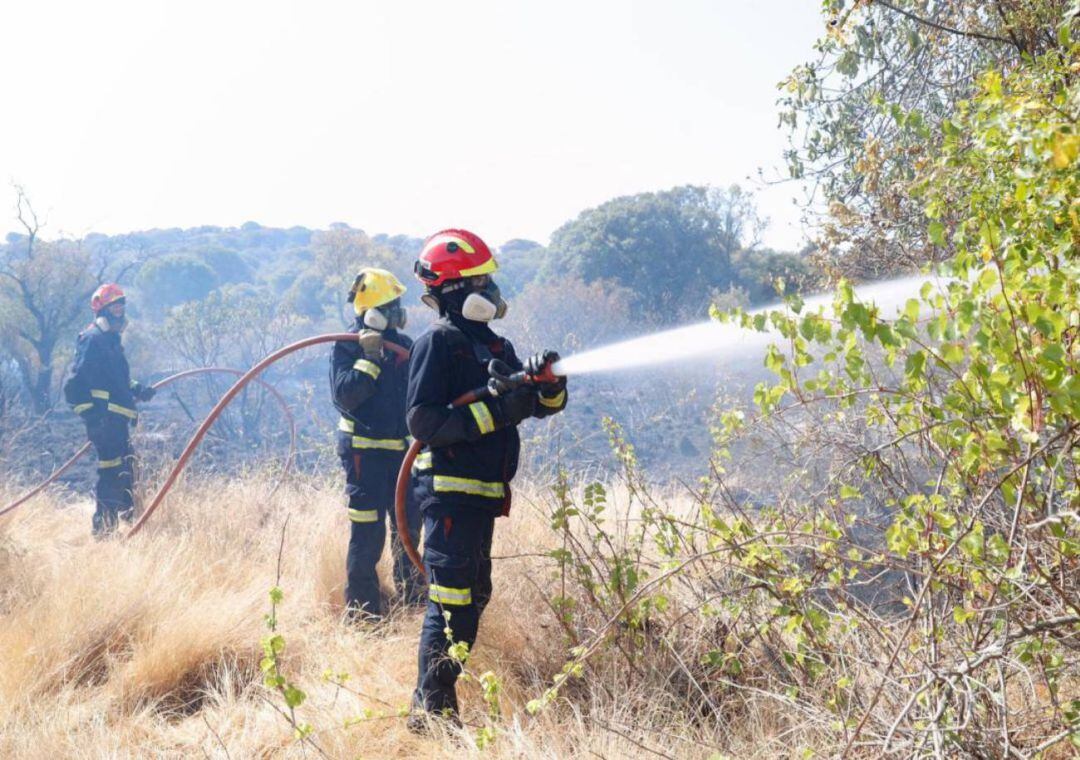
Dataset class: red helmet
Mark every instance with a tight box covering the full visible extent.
[91,283,126,313]
[414,229,498,288]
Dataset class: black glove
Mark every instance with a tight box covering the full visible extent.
[487,375,515,397]
[493,386,536,428]
[526,350,566,397]
[525,350,560,378]
[540,374,567,395]
[132,382,156,402]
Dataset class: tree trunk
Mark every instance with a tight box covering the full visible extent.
[32,365,53,415]
[15,354,33,410]
[31,338,56,415]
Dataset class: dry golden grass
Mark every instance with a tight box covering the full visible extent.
[0,474,764,759]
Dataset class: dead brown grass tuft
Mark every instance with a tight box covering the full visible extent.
[0,474,802,758]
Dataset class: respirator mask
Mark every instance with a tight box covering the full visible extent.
[460,276,508,322]
[95,302,127,333]
[362,299,407,331]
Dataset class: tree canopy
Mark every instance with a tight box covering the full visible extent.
[781,0,1074,277]
[547,185,767,321]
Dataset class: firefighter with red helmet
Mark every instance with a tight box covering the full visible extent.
[406,230,568,724]
[330,268,423,618]
[63,284,155,535]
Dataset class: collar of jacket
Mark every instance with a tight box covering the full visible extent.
[444,311,499,344]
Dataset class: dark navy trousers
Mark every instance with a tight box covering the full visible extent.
[341,447,422,616]
[414,505,495,715]
[86,415,135,536]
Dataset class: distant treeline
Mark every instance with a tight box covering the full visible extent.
[0,180,812,412]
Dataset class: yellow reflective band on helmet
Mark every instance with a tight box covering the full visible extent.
[353,359,381,379]
[433,475,505,499]
[338,417,355,433]
[458,257,499,278]
[351,436,407,451]
[108,403,137,419]
[90,389,110,399]
[429,584,472,606]
[413,451,433,471]
[538,390,566,409]
[73,403,93,414]
[348,508,379,523]
[97,457,123,469]
[468,401,495,435]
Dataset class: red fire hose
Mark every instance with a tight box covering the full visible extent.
[393,387,487,577]
[125,334,410,539]
[0,367,296,519]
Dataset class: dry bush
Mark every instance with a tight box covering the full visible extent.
[2,472,796,759]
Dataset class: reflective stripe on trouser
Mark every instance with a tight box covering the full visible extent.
[414,506,495,715]
[429,584,471,605]
[86,417,135,536]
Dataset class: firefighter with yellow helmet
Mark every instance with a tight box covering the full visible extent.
[330,268,422,619]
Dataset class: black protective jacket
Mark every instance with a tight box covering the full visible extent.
[63,323,139,424]
[406,315,567,515]
[330,325,413,446]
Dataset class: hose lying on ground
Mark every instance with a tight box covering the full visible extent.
[125,335,410,539]
[0,367,297,519]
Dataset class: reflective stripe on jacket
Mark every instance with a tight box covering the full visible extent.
[330,324,412,446]
[63,324,138,421]
[405,317,523,513]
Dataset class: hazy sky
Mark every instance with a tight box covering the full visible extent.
[0,1,824,248]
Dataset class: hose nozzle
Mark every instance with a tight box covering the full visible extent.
[485,350,564,396]
[524,349,563,384]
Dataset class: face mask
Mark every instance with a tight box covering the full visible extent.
[95,312,127,333]
[362,304,407,331]
[363,308,388,330]
[461,279,508,322]
[389,304,407,329]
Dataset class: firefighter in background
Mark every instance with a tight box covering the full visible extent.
[330,268,422,619]
[63,284,155,536]
[406,229,568,723]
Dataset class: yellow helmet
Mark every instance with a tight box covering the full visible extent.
[349,268,406,315]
